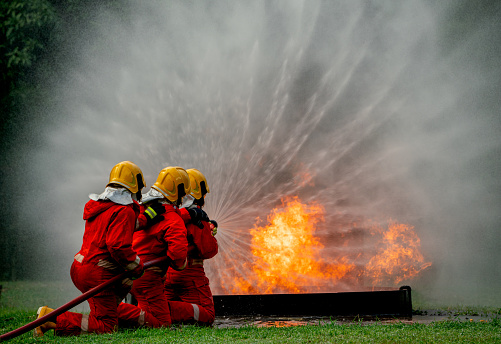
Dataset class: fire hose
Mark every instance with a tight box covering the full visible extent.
[0,256,168,342]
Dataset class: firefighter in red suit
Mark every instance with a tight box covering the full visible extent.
[34,161,146,337]
[116,166,193,328]
[165,168,219,326]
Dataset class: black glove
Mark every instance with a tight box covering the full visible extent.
[144,202,166,227]
[187,208,209,229]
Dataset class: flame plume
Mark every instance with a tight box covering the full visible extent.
[215,197,432,294]
[364,221,432,286]
[231,197,355,294]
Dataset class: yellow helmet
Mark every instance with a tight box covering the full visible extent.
[107,161,145,194]
[152,166,191,202]
[187,169,209,200]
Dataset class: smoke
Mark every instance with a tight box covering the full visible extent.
[8,0,500,305]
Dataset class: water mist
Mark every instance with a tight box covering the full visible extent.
[11,0,501,306]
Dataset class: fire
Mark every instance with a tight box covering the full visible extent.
[294,168,315,187]
[364,221,432,285]
[233,197,354,294]
[225,197,432,294]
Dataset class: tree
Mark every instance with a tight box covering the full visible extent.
[0,0,56,94]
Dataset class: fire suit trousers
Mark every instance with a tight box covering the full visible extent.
[164,275,215,325]
[117,269,171,328]
[55,261,130,336]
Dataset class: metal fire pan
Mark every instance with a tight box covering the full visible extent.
[214,286,412,318]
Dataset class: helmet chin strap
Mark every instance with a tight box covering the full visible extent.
[132,191,142,202]
[193,196,205,207]
[175,196,184,207]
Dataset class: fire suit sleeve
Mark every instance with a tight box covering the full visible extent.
[106,206,141,270]
[163,212,188,264]
[135,204,148,230]
[136,213,148,230]
[178,207,191,224]
[191,221,218,259]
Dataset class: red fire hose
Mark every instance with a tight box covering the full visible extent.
[0,256,168,342]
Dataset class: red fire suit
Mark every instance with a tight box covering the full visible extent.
[55,199,142,336]
[164,207,218,325]
[117,203,188,328]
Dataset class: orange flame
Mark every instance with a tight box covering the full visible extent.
[226,197,431,294]
[294,168,315,187]
[232,197,354,294]
[364,221,432,285]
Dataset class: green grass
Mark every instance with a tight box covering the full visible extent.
[0,281,86,312]
[1,281,500,343]
[1,308,500,344]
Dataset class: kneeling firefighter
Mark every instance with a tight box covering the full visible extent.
[35,161,146,337]
[165,168,219,325]
[117,166,191,328]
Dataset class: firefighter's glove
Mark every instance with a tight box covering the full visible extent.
[169,257,187,271]
[144,203,166,227]
[188,208,209,229]
[129,261,144,280]
[210,220,218,236]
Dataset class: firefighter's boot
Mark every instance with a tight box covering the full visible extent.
[33,306,56,337]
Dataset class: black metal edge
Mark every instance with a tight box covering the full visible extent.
[213,286,413,318]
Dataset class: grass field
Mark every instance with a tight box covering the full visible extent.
[1,281,500,343]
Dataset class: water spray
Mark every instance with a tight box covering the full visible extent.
[4,0,499,308]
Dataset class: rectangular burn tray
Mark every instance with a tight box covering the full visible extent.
[213,286,412,318]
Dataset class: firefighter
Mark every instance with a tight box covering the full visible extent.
[116,166,194,328]
[165,168,219,326]
[34,161,146,337]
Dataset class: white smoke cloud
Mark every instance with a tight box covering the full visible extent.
[21,0,501,305]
